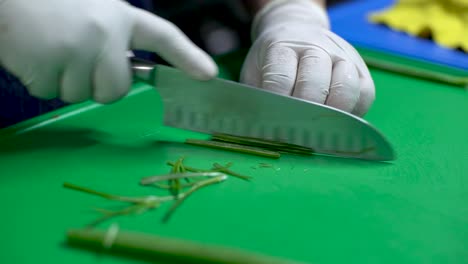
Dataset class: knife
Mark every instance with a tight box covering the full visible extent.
[131,57,395,161]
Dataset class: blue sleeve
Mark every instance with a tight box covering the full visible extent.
[0,67,66,128]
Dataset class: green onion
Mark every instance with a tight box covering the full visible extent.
[162,175,227,223]
[63,182,172,226]
[211,133,314,155]
[140,172,227,185]
[212,163,251,181]
[67,228,308,264]
[65,157,244,225]
[169,157,185,196]
[185,139,281,159]
[150,182,197,189]
[258,163,274,168]
[63,182,170,204]
[88,203,158,227]
[166,162,252,181]
[166,162,210,173]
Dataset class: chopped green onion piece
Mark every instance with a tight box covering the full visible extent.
[166,162,209,173]
[211,133,314,155]
[170,157,185,196]
[88,203,159,227]
[162,175,227,223]
[63,182,162,204]
[140,172,227,185]
[166,162,252,181]
[63,182,173,226]
[212,163,251,181]
[185,139,280,159]
[150,182,197,189]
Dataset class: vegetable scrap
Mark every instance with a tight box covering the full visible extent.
[64,157,252,226]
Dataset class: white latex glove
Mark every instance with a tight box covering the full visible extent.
[240,0,375,116]
[0,0,217,103]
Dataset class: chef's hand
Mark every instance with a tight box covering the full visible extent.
[0,0,217,103]
[240,0,375,116]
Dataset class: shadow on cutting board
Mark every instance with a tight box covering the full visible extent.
[0,128,107,154]
[0,126,393,169]
[0,127,167,156]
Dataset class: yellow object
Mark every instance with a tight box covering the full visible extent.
[369,0,468,52]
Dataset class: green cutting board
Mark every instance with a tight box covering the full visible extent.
[0,52,467,264]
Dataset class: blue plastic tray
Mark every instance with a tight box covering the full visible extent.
[328,0,468,71]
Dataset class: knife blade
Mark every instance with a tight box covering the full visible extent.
[131,57,395,161]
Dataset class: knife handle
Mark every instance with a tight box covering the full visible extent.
[130,56,157,84]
